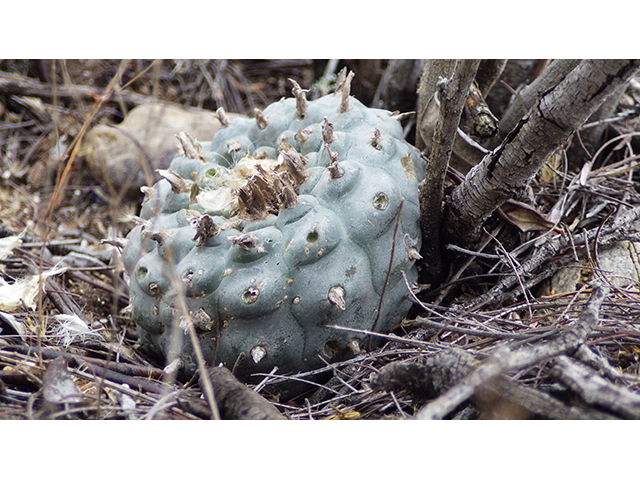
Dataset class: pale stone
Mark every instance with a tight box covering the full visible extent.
[545,241,640,294]
[81,103,225,199]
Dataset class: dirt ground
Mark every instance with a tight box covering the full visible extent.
[2,59,640,420]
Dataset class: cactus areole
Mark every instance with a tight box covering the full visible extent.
[123,74,426,385]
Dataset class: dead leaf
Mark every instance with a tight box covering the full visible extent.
[499,199,555,232]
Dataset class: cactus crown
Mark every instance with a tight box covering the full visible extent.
[123,69,427,386]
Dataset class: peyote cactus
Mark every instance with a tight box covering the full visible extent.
[123,70,427,385]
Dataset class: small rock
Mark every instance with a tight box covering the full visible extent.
[545,241,640,294]
[81,103,227,199]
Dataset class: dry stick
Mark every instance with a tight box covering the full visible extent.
[31,64,127,355]
[446,60,640,248]
[19,242,125,299]
[186,322,221,420]
[3,345,167,395]
[1,344,164,379]
[254,372,342,396]
[415,60,456,151]
[573,344,627,381]
[256,346,430,391]
[206,366,285,420]
[144,390,183,420]
[0,71,155,107]
[590,133,640,175]
[169,264,221,420]
[457,205,640,311]
[44,62,128,218]
[418,59,480,284]
[45,278,84,317]
[369,200,404,339]
[499,59,581,135]
[371,351,615,420]
[401,270,548,340]
[472,375,615,419]
[329,324,435,349]
[506,224,640,307]
[415,283,610,420]
[410,316,558,342]
[549,355,640,419]
[317,355,360,393]
[435,226,501,305]
[44,60,161,217]
[488,231,535,318]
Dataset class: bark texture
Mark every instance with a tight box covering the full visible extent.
[443,59,640,246]
[417,60,480,283]
[499,59,581,135]
[415,60,456,151]
[414,284,610,419]
[205,366,286,420]
[484,60,544,120]
[371,349,616,420]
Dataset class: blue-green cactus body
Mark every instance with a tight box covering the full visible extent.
[123,86,426,381]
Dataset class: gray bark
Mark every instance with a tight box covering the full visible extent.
[205,366,286,419]
[415,60,457,151]
[549,355,640,419]
[570,85,628,163]
[417,60,480,283]
[484,60,544,119]
[415,284,609,419]
[499,59,581,135]
[416,61,502,175]
[443,59,640,246]
[372,349,616,419]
